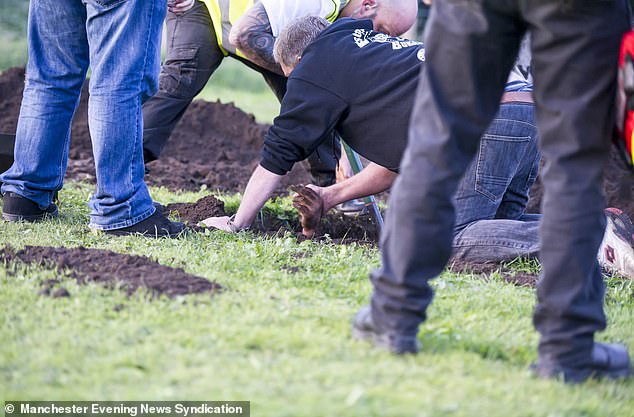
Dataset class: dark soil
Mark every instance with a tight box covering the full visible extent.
[0,245,222,298]
[166,194,227,223]
[2,66,633,216]
[0,67,311,193]
[165,194,379,242]
[448,260,540,288]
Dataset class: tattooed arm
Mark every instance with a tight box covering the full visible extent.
[230,2,284,75]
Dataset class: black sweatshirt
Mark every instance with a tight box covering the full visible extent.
[260,18,425,175]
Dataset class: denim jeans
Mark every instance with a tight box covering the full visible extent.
[0,0,166,230]
[452,102,541,263]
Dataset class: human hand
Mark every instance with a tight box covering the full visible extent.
[168,0,195,14]
[201,216,243,232]
[291,185,324,238]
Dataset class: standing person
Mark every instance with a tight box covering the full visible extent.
[355,0,633,383]
[141,0,417,186]
[0,0,184,237]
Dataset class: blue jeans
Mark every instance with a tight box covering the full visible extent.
[0,0,166,230]
[452,102,541,262]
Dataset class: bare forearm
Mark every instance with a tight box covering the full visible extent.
[321,163,397,211]
[230,2,283,75]
[233,164,284,227]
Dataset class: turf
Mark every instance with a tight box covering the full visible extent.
[1,183,633,416]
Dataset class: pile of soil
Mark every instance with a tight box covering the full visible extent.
[165,194,379,242]
[2,66,633,216]
[0,245,222,298]
[0,67,310,193]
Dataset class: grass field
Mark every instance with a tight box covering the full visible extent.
[1,184,634,416]
[1,5,634,416]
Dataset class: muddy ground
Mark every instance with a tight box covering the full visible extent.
[1,66,633,277]
[0,68,634,214]
[2,66,633,216]
[165,194,379,243]
[0,245,221,298]
[0,67,310,193]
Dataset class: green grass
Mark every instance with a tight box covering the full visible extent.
[1,183,633,416]
[0,0,28,71]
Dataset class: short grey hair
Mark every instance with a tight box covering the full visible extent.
[273,16,329,68]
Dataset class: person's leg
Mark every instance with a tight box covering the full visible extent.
[366,1,524,340]
[0,0,89,208]
[142,1,225,162]
[260,69,339,186]
[494,105,541,220]
[526,0,631,379]
[452,102,541,262]
[84,0,165,229]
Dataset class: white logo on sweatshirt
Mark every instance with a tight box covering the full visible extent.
[352,29,422,50]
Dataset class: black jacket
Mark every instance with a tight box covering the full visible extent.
[260,18,425,175]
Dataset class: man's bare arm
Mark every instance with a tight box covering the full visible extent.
[230,2,283,75]
[202,165,284,231]
[318,163,397,211]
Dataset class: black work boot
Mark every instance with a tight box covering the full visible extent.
[104,210,185,238]
[352,305,420,355]
[2,192,58,222]
[531,343,632,384]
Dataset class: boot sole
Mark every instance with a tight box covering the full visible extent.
[104,227,186,238]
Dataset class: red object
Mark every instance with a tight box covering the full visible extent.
[615,30,634,169]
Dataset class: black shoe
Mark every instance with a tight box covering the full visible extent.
[531,343,632,384]
[104,210,185,238]
[153,201,165,213]
[351,305,420,355]
[2,192,58,222]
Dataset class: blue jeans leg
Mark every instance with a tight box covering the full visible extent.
[0,0,90,208]
[85,0,166,230]
[452,103,541,262]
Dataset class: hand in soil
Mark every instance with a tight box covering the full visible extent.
[201,216,241,232]
[291,185,324,238]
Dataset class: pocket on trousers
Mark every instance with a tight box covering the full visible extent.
[475,133,530,202]
[159,47,200,98]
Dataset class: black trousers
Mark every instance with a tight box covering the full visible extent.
[141,1,338,185]
[370,0,630,368]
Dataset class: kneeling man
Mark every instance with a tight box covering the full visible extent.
[203,16,634,275]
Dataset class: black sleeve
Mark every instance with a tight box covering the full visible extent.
[260,77,348,175]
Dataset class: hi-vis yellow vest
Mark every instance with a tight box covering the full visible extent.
[201,0,253,57]
[200,0,349,58]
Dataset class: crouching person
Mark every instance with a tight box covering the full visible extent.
[203,16,550,264]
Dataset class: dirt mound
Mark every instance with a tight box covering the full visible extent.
[2,66,633,222]
[165,195,379,242]
[0,245,222,298]
[0,67,311,193]
[166,194,226,223]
